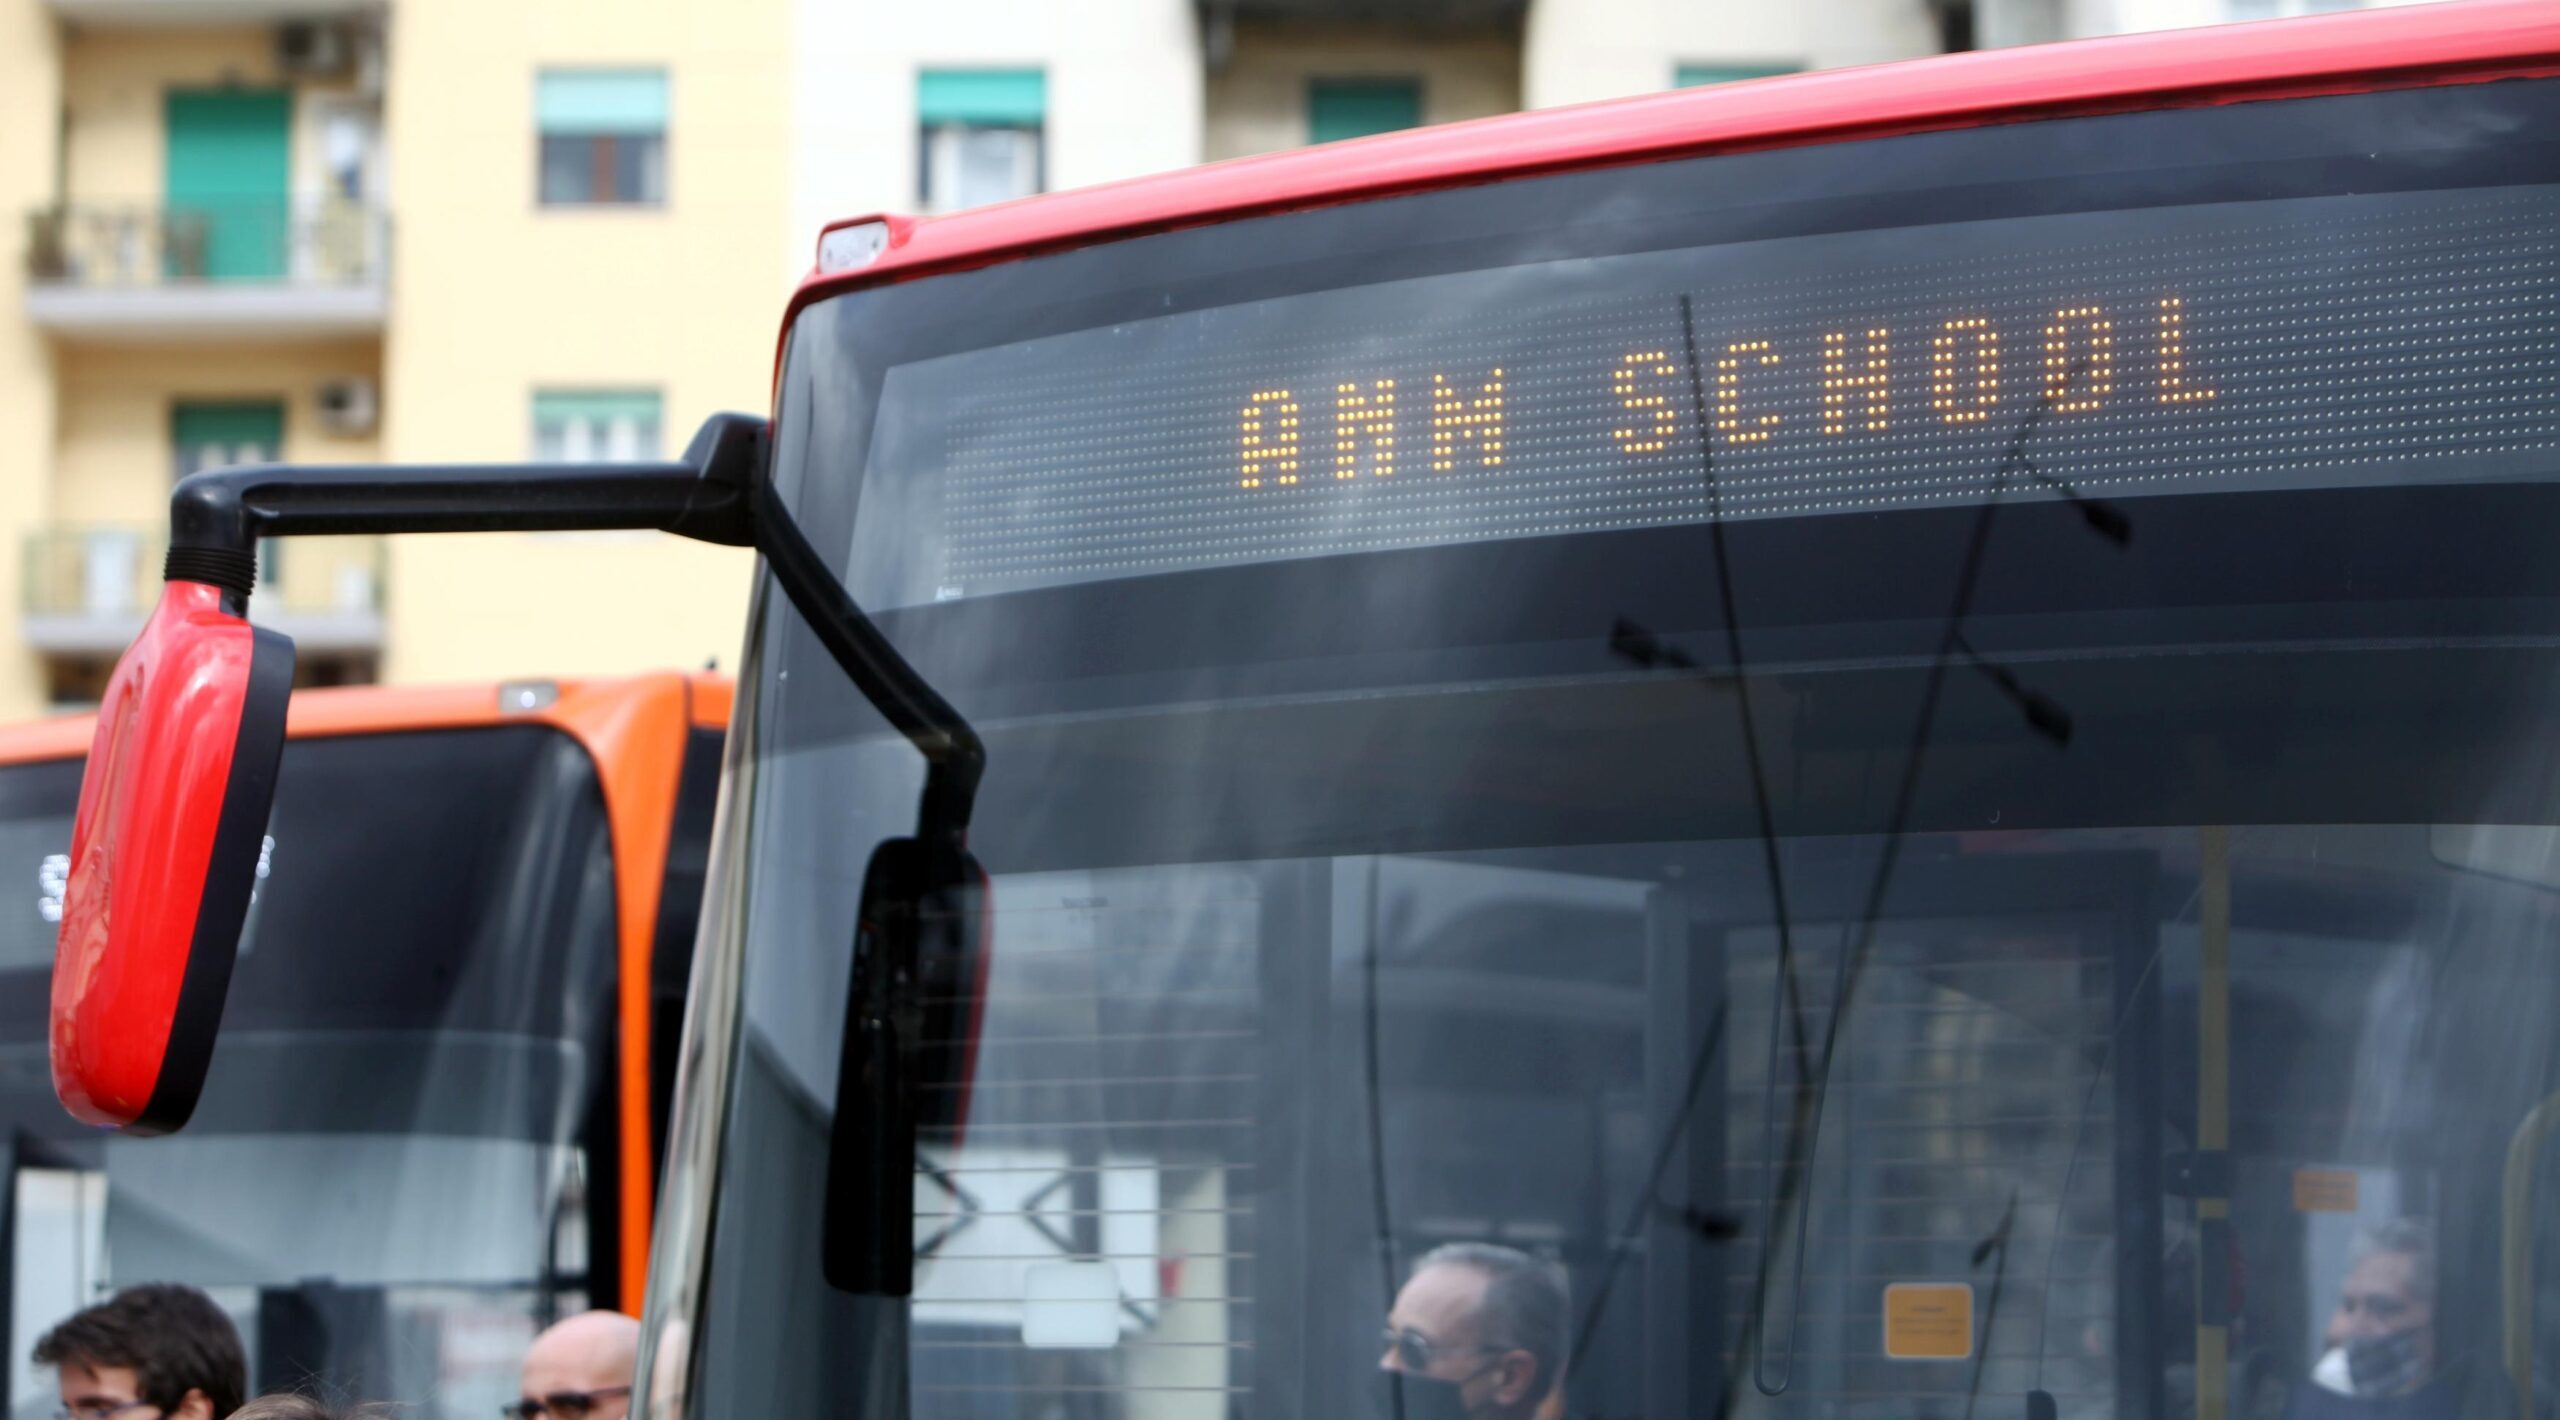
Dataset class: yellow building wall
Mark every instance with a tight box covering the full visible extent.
[379,0,789,685]
[52,342,383,526]
[59,24,376,208]
[1204,23,1522,161]
[0,0,62,720]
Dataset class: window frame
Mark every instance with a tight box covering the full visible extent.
[534,68,671,210]
[529,389,666,464]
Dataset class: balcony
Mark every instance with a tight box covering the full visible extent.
[24,526,385,653]
[23,201,389,341]
[1198,0,1525,29]
[40,0,384,27]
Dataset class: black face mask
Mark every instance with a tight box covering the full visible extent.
[2346,1327,2431,1398]
[1377,1368,1478,1420]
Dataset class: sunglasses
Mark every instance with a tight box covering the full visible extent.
[1381,1326,1499,1373]
[501,1387,630,1420]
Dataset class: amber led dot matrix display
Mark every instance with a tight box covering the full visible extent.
[1613,351,1678,453]
[1932,317,2000,424]
[1239,390,1303,488]
[1822,329,1892,435]
[2045,305,2116,411]
[2160,296,2217,404]
[1715,340,1783,445]
[1336,379,1397,478]
[1430,370,1507,472]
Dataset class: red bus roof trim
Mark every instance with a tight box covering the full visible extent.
[780,0,2560,351]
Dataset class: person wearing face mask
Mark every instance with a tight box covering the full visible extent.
[1378,1242,1569,1420]
[2285,1219,2460,1420]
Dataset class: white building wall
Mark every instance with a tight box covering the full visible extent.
[1523,0,1944,109]
[787,0,1205,277]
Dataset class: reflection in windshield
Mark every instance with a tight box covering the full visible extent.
[695,802,2560,1420]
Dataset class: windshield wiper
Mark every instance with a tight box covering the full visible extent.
[1735,355,2124,1402]
[1570,293,1806,1378]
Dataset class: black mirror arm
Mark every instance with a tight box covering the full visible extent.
[165,411,985,846]
[750,492,984,849]
[167,412,763,601]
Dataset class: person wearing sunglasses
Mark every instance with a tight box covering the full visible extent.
[507,1311,638,1420]
[1379,1243,1569,1420]
[34,1283,246,1420]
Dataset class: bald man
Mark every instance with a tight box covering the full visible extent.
[512,1311,640,1420]
[1380,1243,1568,1420]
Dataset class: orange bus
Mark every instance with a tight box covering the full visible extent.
[0,674,724,1420]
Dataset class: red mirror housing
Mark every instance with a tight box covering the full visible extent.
[52,579,293,1133]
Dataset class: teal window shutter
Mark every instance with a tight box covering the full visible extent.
[1307,79,1421,145]
[918,70,1047,127]
[1672,62,1800,88]
[173,401,284,453]
[537,70,669,136]
[532,390,664,460]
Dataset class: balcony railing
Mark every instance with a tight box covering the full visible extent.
[27,199,388,288]
[23,200,390,337]
[23,525,385,652]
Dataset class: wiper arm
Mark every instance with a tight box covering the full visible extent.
[1736,357,2122,1402]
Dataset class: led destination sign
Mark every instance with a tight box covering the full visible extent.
[1234,296,2211,489]
[850,186,2560,606]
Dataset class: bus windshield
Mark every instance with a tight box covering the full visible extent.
[652,75,2560,1420]
[0,726,619,1420]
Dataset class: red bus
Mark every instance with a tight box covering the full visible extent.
[41,4,2560,1420]
[0,675,723,1419]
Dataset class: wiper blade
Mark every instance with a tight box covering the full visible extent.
[1742,355,2121,1401]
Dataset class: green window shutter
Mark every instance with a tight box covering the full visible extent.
[533,390,664,460]
[534,391,661,426]
[164,90,292,280]
[537,70,669,136]
[173,400,284,451]
[918,69,1047,127]
[1307,79,1421,145]
[1673,62,1800,88]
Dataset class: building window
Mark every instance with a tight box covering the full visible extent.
[537,69,668,207]
[173,400,285,583]
[173,400,283,479]
[1306,79,1421,146]
[918,69,1046,211]
[532,391,663,462]
[1672,62,1800,88]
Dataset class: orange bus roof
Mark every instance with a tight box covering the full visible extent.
[0,671,733,769]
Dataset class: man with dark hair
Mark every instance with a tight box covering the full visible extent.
[34,1283,247,1420]
[2287,1219,2462,1420]
[1379,1242,1570,1420]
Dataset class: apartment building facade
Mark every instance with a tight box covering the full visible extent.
[0,0,787,718]
[11,0,2431,720]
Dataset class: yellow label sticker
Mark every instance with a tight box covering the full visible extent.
[1884,1282,1974,1360]
[2293,1168,2360,1213]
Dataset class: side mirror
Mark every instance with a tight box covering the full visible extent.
[52,579,293,1133]
[822,837,989,1295]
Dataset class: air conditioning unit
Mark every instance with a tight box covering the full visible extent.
[277,22,354,79]
[316,378,379,437]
